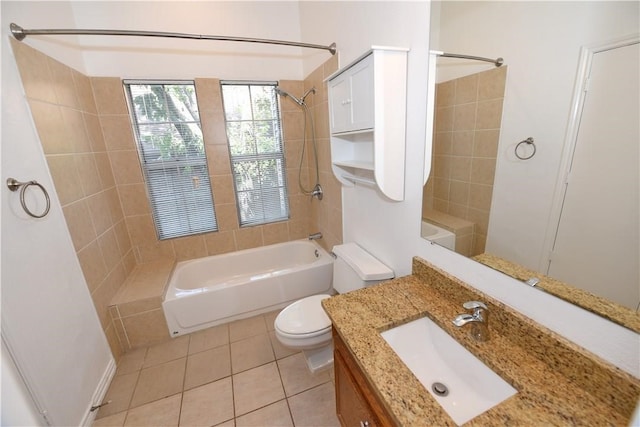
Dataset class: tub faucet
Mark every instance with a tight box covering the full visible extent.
[453,301,489,342]
[310,183,323,201]
[308,232,323,240]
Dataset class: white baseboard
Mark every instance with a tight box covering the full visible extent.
[80,357,116,427]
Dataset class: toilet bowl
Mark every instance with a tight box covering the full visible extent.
[274,243,394,373]
[274,294,334,373]
[274,294,333,349]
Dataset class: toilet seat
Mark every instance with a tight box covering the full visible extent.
[275,294,332,337]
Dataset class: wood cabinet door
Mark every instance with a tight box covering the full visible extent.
[335,350,378,427]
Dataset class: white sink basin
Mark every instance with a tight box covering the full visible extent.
[381,317,517,425]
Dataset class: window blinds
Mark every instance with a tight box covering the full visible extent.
[220,82,289,226]
[125,81,218,239]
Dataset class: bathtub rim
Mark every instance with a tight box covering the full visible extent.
[161,238,335,336]
[164,238,333,300]
[421,220,456,251]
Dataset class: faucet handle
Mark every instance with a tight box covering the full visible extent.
[462,301,487,311]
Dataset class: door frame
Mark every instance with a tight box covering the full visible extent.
[539,34,640,273]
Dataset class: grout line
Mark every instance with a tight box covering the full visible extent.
[235,398,292,425]
[275,358,297,426]
[274,349,290,401]
[125,365,143,414]
[180,334,191,393]
[117,316,132,351]
[284,377,334,400]
[113,312,333,426]
[228,338,237,422]
[177,385,185,426]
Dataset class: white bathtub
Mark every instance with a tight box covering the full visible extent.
[421,221,456,251]
[162,239,334,336]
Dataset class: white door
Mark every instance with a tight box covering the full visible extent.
[548,41,639,310]
[1,27,114,426]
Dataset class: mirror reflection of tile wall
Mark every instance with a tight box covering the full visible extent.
[422,66,506,256]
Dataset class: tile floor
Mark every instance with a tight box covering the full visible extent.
[93,310,340,427]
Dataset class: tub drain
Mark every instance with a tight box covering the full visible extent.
[432,382,449,397]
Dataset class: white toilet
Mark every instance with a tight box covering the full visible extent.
[274,242,394,373]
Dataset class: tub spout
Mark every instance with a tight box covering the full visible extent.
[308,232,323,240]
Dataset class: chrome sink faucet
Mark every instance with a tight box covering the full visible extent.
[453,301,489,342]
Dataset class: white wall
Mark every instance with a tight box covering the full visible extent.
[1,2,114,425]
[9,1,332,80]
[301,1,639,378]
[3,1,86,71]
[300,1,431,276]
[70,1,317,80]
[434,1,640,272]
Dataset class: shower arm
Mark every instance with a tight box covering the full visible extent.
[10,23,337,55]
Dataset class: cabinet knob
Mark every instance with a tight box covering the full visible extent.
[360,421,370,427]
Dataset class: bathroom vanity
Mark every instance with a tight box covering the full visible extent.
[334,328,393,426]
[322,257,640,426]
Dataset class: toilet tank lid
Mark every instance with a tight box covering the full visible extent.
[332,243,394,281]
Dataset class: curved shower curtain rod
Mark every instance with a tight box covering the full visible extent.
[9,23,337,55]
[432,50,503,67]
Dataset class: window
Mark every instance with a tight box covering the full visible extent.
[125,81,217,239]
[220,82,289,226]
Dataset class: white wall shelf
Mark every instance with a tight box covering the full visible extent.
[332,160,375,170]
[326,46,409,201]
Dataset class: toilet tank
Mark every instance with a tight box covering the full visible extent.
[332,243,394,294]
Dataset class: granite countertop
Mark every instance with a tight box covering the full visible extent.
[322,257,640,426]
[473,253,640,333]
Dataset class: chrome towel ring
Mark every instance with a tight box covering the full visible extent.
[6,177,51,218]
[515,137,536,160]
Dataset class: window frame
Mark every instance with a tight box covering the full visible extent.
[124,79,218,240]
[220,80,290,227]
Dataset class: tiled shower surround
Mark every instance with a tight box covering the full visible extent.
[10,38,343,360]
[422,66,506,256]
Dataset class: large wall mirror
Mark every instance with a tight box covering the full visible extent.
[423,1,639,332]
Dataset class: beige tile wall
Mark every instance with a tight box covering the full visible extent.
[423,66,507,256]
[94,77,319,264]
[98,55,342,264]
[422,208,475,257]
[109,259,175,350]
[304,55,343,252]
[11,39,136,361]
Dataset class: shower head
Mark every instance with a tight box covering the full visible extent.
[275,87,304,106]
[275,86,316,107]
